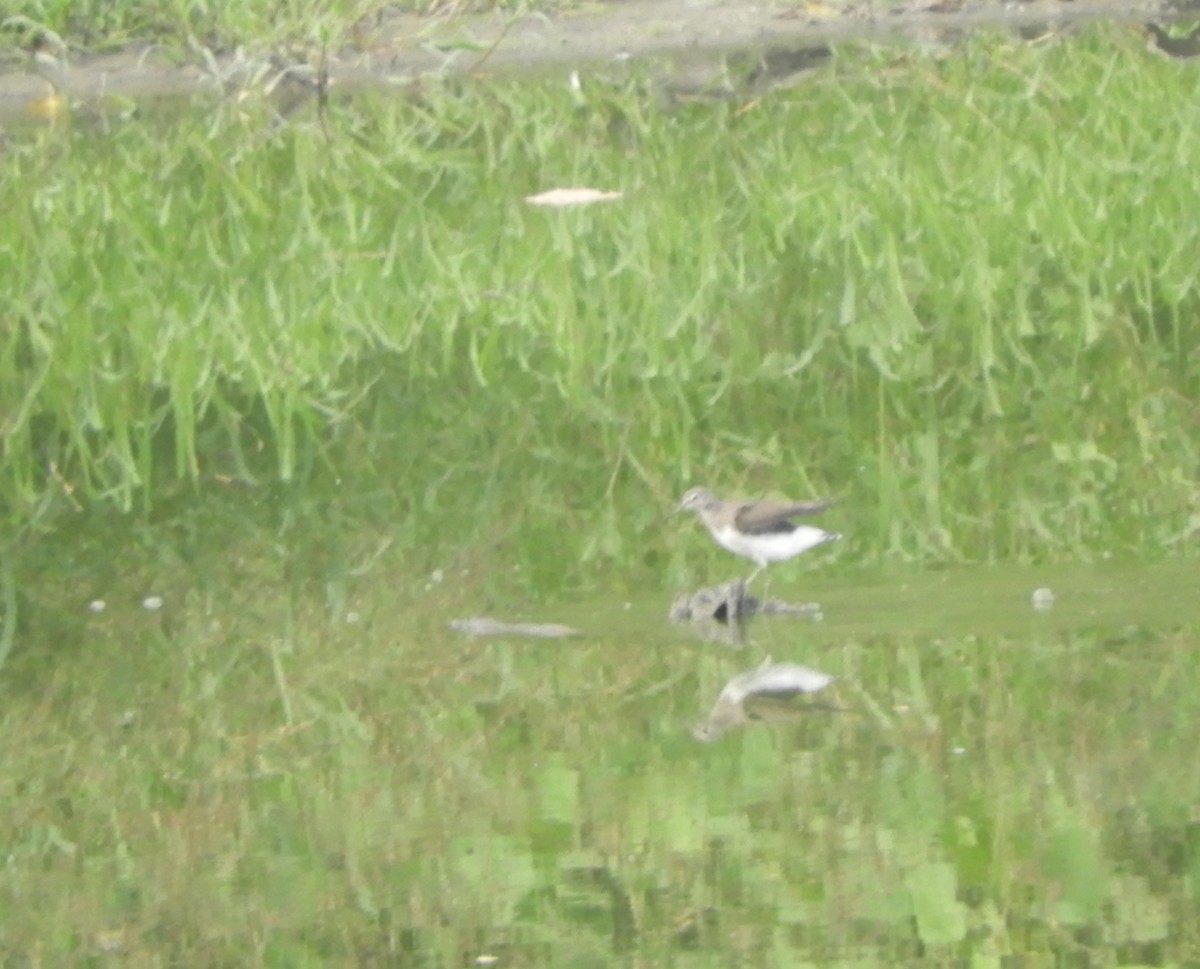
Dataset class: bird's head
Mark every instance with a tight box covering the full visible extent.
[679,487,718,515]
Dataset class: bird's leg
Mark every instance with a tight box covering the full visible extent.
[744,564,775,601]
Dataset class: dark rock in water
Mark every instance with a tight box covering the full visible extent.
[669,579,755,624]
[669,580,823,625]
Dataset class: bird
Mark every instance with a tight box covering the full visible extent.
[694,657,839,742]
[679,486,840,584]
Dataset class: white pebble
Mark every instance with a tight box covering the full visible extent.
[141,596,164,612]
[1031,587,1055,612]
[87,599,106,614]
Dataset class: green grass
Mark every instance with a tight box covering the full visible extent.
[1,0,867,59]
[4,0,383,54]
[4,0,612,55]
[3,26,1197,589]
[2,27,1200,962]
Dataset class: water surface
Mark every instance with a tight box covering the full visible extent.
[5,541,1195,965]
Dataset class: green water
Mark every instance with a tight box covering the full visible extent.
[3,504,1197,964]
[3,22,1200,966]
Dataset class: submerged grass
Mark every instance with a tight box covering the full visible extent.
[2,536,1199,963]
[2,25,1199,593]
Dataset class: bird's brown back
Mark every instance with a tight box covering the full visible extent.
[733,497,836,534]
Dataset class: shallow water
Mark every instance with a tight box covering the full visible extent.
[4,532,1196,964]
[564,556,1198,642]
[425,559,1199,965]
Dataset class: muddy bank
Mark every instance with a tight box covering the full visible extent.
[0,0,1187,122]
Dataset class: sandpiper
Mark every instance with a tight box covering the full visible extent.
[679,486,840,583]
[694,657,838,742]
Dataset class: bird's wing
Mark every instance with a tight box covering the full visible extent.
[743,662,835,697]
[734,497,836,533]
[743,694,847,718]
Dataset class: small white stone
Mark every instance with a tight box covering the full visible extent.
[430,569,444,585]
[345,611,360,625]
[94,929,127,954]
[141,596,164,612]
[1031,587,1055,612]
[87,599,106,614]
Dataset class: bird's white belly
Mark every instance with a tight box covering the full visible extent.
[712,524,835,566]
